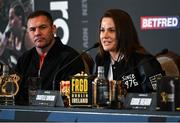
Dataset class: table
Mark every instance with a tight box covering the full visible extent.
[0,105,180,122]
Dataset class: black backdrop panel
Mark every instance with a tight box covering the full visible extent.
[0,0,179,66]
[34,0,180,58]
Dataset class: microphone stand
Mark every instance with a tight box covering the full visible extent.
[52,43,99,90]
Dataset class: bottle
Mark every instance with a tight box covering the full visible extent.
[95,66,110,108]
[2,64,9,76]
[156,76,175,111]
[92,76,97,107]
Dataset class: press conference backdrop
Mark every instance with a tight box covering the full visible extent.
[0,0,180,67]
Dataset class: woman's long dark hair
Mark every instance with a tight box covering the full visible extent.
[98,9,146,62]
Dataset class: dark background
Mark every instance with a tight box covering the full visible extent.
[34,0,180,58]
[1,0,180,63]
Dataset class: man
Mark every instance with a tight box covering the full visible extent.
[15,10,85,105]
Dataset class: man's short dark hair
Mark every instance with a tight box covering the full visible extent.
[27,10,54,25]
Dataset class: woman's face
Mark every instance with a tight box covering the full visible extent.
[100,17,117,52]
[9,8,22,30]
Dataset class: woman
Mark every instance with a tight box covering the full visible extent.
[0,2,32,69]
[95,9,164,93]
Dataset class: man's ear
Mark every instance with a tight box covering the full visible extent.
[52,25,57,35]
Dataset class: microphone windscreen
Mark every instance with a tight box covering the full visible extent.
[161,48,168,54]
[156,48,168,56]
[93,42,100,48]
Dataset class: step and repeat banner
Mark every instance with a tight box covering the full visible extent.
[0,0,180,68]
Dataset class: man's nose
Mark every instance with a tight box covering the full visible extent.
[34,28,42,35]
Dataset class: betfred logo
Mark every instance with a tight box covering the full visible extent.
[140,16,180,30]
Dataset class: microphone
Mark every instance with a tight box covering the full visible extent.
[84,42,99,52]
[52,42,99,90]
[155,48,168,57]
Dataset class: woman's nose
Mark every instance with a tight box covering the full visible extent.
[103,31,109,38]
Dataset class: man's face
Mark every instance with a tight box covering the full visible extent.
[27,15,56,50]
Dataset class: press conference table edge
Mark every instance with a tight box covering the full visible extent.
[0,105,180,122]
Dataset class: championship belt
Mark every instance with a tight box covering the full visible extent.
[0,74,20,97]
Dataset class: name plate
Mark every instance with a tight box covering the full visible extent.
[70,75,92,107]
[31,90,64,107]
[124,93,156,110]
